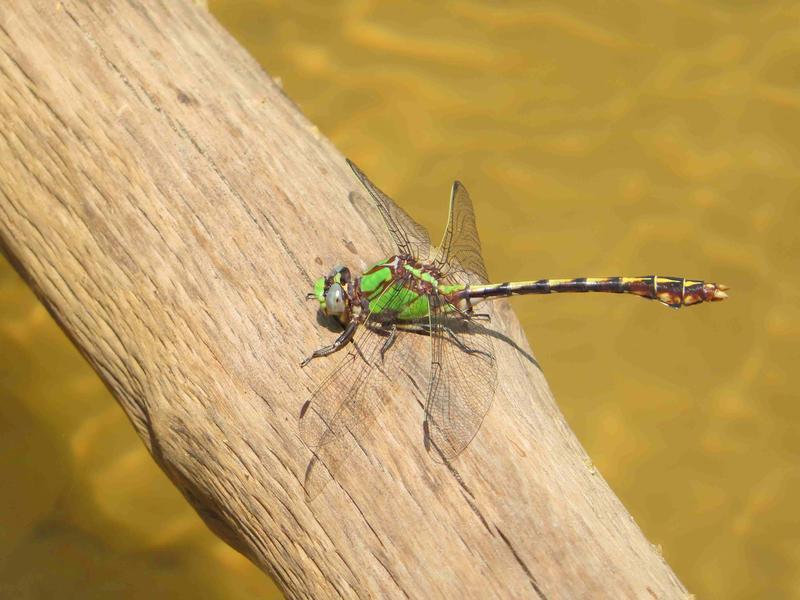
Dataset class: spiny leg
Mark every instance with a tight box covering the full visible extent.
[395,322,433,335]
[378,324,397,362]
[300,320,359,367]
[347,322,397,363]
[450,303,491,322]
[441,326,493,359]
[352,338,368,364]
[396,322,492,359]
[459,295,491,322]
[458,308,491,322]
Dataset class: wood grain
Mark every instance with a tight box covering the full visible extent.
[0,2,688,598]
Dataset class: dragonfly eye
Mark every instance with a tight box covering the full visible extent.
[327,264,352,284]
[325,282,346,315]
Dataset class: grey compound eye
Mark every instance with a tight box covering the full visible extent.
[325,283,345,315]
[328,264,351,284]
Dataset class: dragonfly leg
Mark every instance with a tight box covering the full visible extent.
[300,320,359,367]
[352,338,368,364]
[442,326,493,359]
[460,295,491,321]
[451,303,491,322]
[379,325,397,363]
[395,321,487,355]
[395,322,432,335]
[394,320,490,357]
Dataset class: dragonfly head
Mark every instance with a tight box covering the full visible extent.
[311,265,353,324]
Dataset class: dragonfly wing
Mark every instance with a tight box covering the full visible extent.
[299,281,411,498]
[424,294,498,461]
[433,181,489,285]
[347,159,432,260]
[299,326,383,451]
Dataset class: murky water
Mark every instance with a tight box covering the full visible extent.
[2,1,798,598]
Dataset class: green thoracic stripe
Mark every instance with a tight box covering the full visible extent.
[403,264,438,286]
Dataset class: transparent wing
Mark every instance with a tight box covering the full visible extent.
[424,294,497,461]
[347,159,432,260]
[299,280,411,497]
[433,181,489,285]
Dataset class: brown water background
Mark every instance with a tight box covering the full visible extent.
[2,1,798,598]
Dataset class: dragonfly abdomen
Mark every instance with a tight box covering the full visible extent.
[464,276,728,308]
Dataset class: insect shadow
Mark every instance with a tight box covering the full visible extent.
[314,308,343,333]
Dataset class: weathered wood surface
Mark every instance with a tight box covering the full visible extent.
[0,2,688,598]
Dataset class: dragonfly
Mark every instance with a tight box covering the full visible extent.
[299,159,728,498]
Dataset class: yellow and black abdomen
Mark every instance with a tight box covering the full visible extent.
[465,276,728,308]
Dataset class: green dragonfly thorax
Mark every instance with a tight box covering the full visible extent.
[311,255,468,326]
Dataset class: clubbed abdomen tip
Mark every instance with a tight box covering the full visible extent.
[706,283,729,302]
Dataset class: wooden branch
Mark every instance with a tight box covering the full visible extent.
[0,2,688,598]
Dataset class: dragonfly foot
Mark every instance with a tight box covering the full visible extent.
[353,340,368,364]
[379,325,398,363]
[300,355,316,367]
